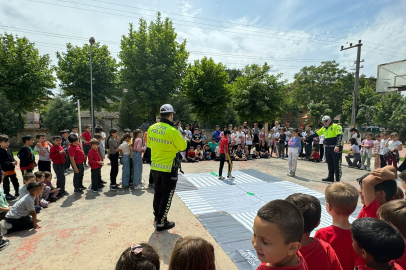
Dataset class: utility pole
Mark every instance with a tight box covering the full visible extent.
[341,40,363,126]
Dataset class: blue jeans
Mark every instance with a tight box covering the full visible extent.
[121,154,131,187]
[132,152,143,185]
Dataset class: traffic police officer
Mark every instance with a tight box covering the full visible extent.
[306,116,343,182]
[148,104,187,231]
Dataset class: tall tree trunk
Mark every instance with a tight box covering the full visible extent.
[150,104,157,123]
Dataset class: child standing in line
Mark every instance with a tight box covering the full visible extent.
[34,133,52,172]
[0,170,11,251]
[118,133,132,189]
[94,134,107,186]
[60,130,71,173]
[287,129,302,177]
[49,136,66,196]
[372,134,381,169]
[169,237,215,270]
[385,132,403,171]
[108,129,121,191]
[88,139,103,193]
[132,129,145,190]
[360,133,374,171]
[17,135,36,176]
[379,132,389,168]
[0,135,19,200]
[95,126,106,159]
[68,134,87,195]
[80,125,92,167]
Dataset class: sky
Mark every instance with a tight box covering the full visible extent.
[1,0,406,89]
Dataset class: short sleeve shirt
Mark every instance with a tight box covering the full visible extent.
[357,199,380,219]
[68,144,86,164]
[388,140,402,151]
[300,238,342,270]
[219,137,229,154]
[6,194,35,219]
[257,252,308,270]
[352,144,360,154]
[18,185,29,199]
[81,131,92,145]
[34,144,51,161]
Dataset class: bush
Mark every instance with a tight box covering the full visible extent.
[43,96,78,134]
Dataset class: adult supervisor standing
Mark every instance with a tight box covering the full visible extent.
[147,104,187,231]
[305,116,343,182]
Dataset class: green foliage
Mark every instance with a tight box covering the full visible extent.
[225,68,242,83]
[168,94,195,125]
[119,13,189,122]
[43,97,78,135]
[0,98,22,136]
[206,106,239,128]
[307,102,332,127]
[182,57,232,122]
[290,61,348,119]
[56,42,119,111]
[0,33,55,119]
[232,63,286,123]
[374,92,404,129]
[118,91,149,131]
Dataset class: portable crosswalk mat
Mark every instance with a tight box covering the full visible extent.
[176,170,360,270]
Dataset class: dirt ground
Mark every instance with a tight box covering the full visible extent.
[0,153,390,269]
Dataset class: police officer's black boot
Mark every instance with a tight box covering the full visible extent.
[322,177,334,182]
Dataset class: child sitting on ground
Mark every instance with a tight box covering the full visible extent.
[357,166,397,219]
[351,218,404,270]
[315,182,359,270]
[115,243,160,270]
[34,171,49,208]
[4,182,43,234]
[195,145,203,161]
[377,200,406,268]
[309,148,320,162]
[43,172,60,202]
[169,236,215,270]
[252,199,308,269]
[187,146,197,162]
[285,193,342,270]
[256,140,270,159]
[0,170,11,251]
[203,145,212,160]
[234,145,247,161]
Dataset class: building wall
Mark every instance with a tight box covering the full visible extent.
[9,128,52,147]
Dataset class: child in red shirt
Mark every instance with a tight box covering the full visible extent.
[49,136,66,196]
[87,139,104,193]
[80,125,92,166]
[252,200,308,270]
[315,182,359,270]
[187,146,197,163]
[68,134,86,195]
[377,200,406,269]
[308,148,320,162]
[285,194,342,270]
[352,218,404,270]
[218,130,234,180]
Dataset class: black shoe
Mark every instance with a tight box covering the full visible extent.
[74,189,84,194]
[99,180,107,184]
[0,239,10,251]
[79,186,87,190]
[98,184,105,188]
[156,220,175,231]
[5,194,16,201]
[148,184,155,189]
[15,193,19,198]
[50,197,58,202]
[322,178,334,182]
[110,185,121,191]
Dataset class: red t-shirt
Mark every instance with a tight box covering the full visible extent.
[300,238,342,270]
[358,262,403,270]
[68,143,86,164]
[81,131,92,145]
[357,199,381,219]
[219,137,229,154]
[395,249,406,269]
[49,145,66,165]
[256,252,308,270]
[87,148,101,169]
[187,151,196,158]
[315,226,357,270]
[310,152,320,161]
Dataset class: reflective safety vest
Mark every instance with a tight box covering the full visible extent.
[316,123,343,147]
[147,121,187,172]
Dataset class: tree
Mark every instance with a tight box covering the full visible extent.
[341,79,380,126]
[168,94,195,125]
[374,92,404,129]
[225,68,242,83]
[0,33,55,126]
[307,102,332,127]
[118,91,149,131]
[232,63,287,123]
[290,61,348,119]
[119,13,189,122]
[182,57,232,122]
[0,98,21,136]
[56,43,119,111]
[43,97,78,134]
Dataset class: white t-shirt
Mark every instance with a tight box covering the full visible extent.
[245,134,253,145]
[231,133,238,145]
[352,133,362,146]
[118,141,131,155]
[185,130,192,139]
[387,140,402,151]
[379,139,389,155]
[236,131,244,145]
[285,131,291,145]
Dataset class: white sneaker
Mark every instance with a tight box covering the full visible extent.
[218,176,225,180]
[133,185,144,190]
[365,167,371,171]
[360,166,366,170]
